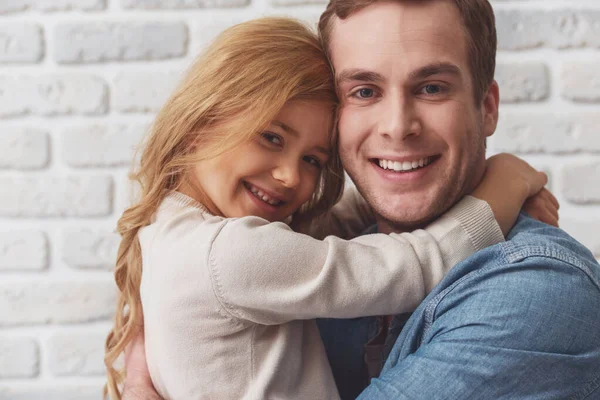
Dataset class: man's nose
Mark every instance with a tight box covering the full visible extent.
[378,95,422,140]
[272,160,301,189]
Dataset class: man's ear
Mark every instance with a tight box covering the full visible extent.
[482,80,499,138]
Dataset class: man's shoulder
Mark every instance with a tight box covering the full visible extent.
[435,214,600,306]
[500,214,599,279]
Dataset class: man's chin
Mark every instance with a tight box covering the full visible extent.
[372,195,452,233]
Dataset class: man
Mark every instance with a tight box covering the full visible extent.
[123,0,600,398]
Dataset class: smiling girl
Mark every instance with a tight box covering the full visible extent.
[104,17,556,400]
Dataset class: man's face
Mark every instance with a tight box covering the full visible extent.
[329,0,498,233]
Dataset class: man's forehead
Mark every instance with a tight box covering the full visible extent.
[328,2,468,74]
[329,2,466,54]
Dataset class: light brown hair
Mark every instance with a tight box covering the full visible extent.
[318,0,497,103]
[103,17,343,399]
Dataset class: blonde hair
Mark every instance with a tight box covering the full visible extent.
[104,17,344,399]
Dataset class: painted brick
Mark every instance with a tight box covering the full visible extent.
[493,113,600,154]
[562,63,600,103]
[0,231,48,271]
[560,219,600,258]
[0,24,43,63]
[54,22,188,63]
[62,124,146,167]
[122,0,248,9]
[0,280,116,326]
[0,338,39,378]
[62,229,119,270]
[0,0,106,13]
[270,0,327,6]
[495,63,549,103]
[190,18,247,54]
[47,332,106,376]
[0,175,113,218]
[0,75,108,117]
[0,385,101,400]
[496,9,600,50]
[0,127,49,169]
[113,71,182,113]
[561,162,600,204]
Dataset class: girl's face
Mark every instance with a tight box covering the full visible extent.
[192,100,333,222]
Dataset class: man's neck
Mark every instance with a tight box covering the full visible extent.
[375,216,429,235]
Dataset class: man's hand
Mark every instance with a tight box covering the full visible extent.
[122,328,163,400]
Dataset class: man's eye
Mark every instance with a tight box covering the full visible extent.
[352,88,375,99]
[421,84,442,95]
[262,132,283,146]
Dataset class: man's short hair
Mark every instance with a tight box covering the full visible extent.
[318,0,497,104]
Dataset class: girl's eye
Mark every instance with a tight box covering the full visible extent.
[303,156,322,168]
[262,132,283,146]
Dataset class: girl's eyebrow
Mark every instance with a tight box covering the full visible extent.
[314,146,331,157]
[272,121,298,137]
[272,121,331,156]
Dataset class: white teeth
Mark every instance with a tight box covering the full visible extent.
[246,183,282,206]
[378,157,432,172]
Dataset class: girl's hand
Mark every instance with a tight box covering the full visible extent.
[471,153,549,237]
[523,187,560,227]
[122,328,163,400]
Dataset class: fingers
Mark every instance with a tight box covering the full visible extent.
[527,171,548,197]
[522,189,560,227]
[542,188,560,210]
[539,171,549,188]
[537,189,560,221]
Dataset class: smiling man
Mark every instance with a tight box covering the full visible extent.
[120,0,600,399]
[315,0,600,398]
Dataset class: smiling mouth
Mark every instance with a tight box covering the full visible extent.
[371,155,440,172]
[243,182,284,207]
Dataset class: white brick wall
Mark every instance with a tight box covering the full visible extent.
[1,0,599,396]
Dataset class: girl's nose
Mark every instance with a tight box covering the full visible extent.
[272,161,301,189]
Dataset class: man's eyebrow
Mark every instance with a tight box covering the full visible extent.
[408,62,462,81]
[336,69,385,86]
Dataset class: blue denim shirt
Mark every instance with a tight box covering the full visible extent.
[318,214,600,399]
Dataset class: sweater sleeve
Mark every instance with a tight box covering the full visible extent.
[300,185,375,240]
[207,195,504,325]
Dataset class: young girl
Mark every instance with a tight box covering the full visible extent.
[104,17,555,400]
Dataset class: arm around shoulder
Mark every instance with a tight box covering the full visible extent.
[206,196,503,326]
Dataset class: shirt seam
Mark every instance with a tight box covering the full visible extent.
[502,243,600,290]
[422,241,600,336]
[206,219,246,322]
[569,372,600,400]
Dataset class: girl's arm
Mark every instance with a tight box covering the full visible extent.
[299,184,375,240]
[207,153,548,325]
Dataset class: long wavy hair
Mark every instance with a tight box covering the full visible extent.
[103,17,344,399]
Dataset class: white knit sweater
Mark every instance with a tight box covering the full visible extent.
[139,189,504,400]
